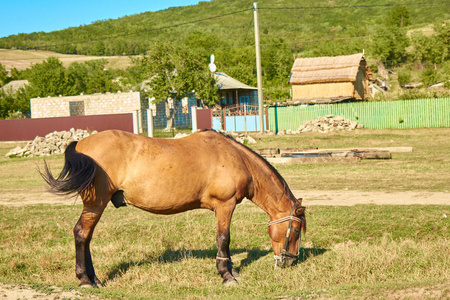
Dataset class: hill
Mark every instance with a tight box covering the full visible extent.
[0,49,132,74]
[0,0,448,58]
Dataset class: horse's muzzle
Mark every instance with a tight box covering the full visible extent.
[274,251,297,268]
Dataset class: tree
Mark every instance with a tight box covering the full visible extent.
[0,86,31,119]
[371,25,409,65]
[145,43,218,130]
[195,70,219,106]
[28,57,67,97]
[0,63,7,86]
[410,21,450,65]
[387,6,411,28]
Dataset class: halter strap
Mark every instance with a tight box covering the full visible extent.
[267,205,304,265]
[267,215,303,226]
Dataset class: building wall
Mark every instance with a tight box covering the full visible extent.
[219,90,258,106]
[353,64,369,100]
[31,92,142,118]
[292,82,356,100]
[30,91,148,133]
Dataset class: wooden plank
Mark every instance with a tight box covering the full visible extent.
[299,147,412,153]
[266,156,360,164]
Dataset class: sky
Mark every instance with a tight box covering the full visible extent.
[0,0,210,38]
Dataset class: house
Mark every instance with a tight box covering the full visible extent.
[214,72,258,107]
[30,91,149,132]
[1,80,29,93]
[288,53,370,104]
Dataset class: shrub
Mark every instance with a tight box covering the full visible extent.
[397,72,412,86]
[420,68,440,87]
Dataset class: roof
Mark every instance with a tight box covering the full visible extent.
[214,72,257,90]
[289,53,365,85]
[1,80,29,92]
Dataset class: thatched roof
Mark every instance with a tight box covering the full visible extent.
[289,53,365,85]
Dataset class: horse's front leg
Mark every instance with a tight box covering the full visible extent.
[215,204,238,286]
[74,205,106,287]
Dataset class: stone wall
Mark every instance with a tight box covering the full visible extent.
[30,91,148,133]
[31,92,143,118]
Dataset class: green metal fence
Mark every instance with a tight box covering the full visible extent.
[268,98,450,132]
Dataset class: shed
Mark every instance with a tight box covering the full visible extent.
[288,53,369,103]
[214,72,258,107]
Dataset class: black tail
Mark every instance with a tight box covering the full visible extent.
[40,141,97,197]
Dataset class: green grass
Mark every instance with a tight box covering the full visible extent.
[250,128,450,192]
[0,128,449,298]
[0,203,448,299]
[2,128,450,193]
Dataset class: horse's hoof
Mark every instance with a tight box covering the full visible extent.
[223,279,238,287]
[79,283,94,288]
[231,270,240,281]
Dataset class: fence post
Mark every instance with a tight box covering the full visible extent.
[244,104,247,135]
[132,110,139,134]
[191,106,198,132]
[147,109,154,137]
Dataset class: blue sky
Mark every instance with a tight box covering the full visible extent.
[0,0,209,38]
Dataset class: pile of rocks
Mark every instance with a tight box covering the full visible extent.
[5,128,97,158]
[278,115,363,135]
[175,130,256,144]
[218,129,256,144]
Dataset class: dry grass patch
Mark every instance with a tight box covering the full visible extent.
[0,203,448,299]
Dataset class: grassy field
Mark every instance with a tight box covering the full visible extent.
[1,128,449,193]
[252,128,450,192]
[0,203,448,299]
[0,128,449,299]
[0,49,132,73]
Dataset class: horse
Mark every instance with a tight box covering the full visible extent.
[40,129,306,287]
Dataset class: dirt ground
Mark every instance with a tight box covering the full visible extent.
[1,189,448,299]
[2,189,449,207]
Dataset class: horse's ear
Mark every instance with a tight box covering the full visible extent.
[295,204,305,216]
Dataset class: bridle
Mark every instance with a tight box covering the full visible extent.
[267,205,304,267]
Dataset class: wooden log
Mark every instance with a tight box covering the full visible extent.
[266,156,360,164]
[253,148,279,156]
[354,150,392,159]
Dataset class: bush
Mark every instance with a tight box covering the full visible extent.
[420,68,440,87]
[397,72,412,86]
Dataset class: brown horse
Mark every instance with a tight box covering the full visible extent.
[40,129,306,287]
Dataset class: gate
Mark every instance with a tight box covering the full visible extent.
[212,105,267,132]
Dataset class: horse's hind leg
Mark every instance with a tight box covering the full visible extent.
[215,204,238,286]
[74,201,108,287]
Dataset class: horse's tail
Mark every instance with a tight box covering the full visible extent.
[40,141,97,197]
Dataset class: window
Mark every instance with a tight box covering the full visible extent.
[69,101,85,116]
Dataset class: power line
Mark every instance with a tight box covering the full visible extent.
[5,1,448,51]
[14,8,252,50]
[0,31,428,63]
[1,1,448,56]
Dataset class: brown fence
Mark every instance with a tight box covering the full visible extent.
[0,113,133,141]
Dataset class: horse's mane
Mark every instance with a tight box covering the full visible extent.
[210,130,294,204]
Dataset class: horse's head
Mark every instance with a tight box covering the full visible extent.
[268,199,306,268]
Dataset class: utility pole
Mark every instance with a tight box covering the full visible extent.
[253,2,264,133]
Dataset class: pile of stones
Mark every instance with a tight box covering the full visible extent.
[175,130,257,144]
[5,128,97,158]
[278,115,363,135]
[218,129,256,144]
